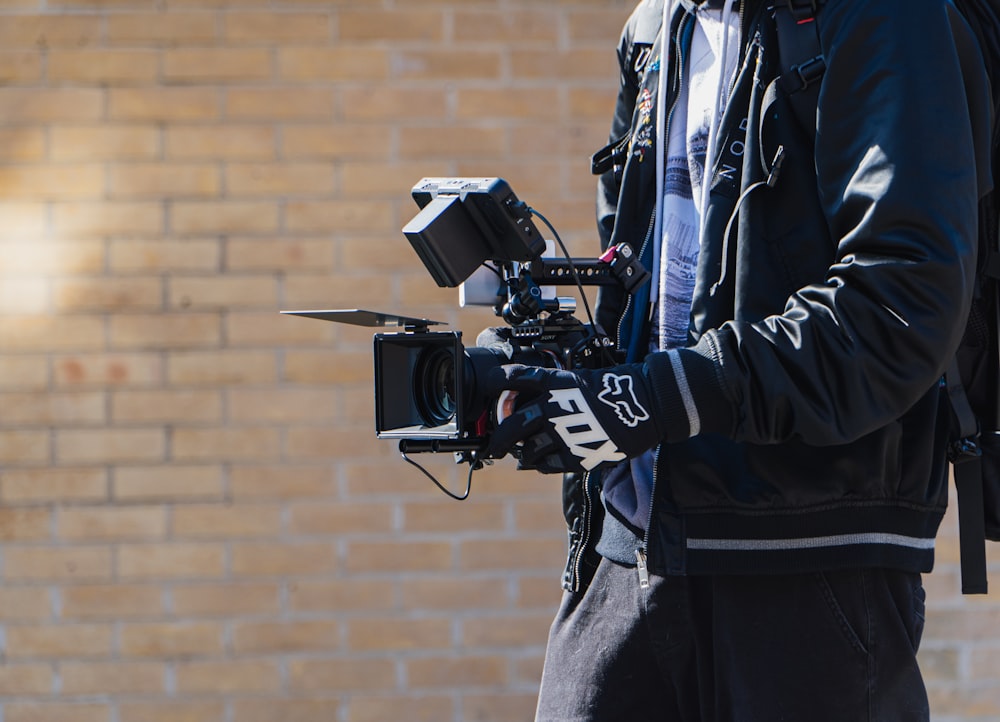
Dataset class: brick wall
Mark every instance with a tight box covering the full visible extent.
[0,1,996,721]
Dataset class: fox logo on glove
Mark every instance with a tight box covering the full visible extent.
[597,373,651,428]
[547,388,626,470]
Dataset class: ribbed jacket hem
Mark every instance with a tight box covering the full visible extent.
[646,502,945,576]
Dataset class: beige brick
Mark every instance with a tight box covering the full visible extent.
[0,89,103,122]
[278,47,388,81]
[286,200,394,233]
[175,660,282,694]
[110,239,221,273]
[230,542,336,577]
[107,13,218,45]
[6,623,113,659]
[171,583,280,617]
[227,88,335,120]
[568,9,635,41]
[0,429,49,464]
[462,612,553,648]
[0,355,47,391]
[118,543,226,580]
[228,387,338,424]
[169,275,278,310]
[165,126,276,160]
[512,48,613,80]
[287,579,395,613]
[52,201,163,237]
[57,428,166,464]
[0,277,48,314]
[172,201,279,234]
[54,353,163,388]
[225,11,329,43]
[112,389,222,423]
[343,461,444,498]
[281,349,370,385]
[118,702,225,722]
[404,500,505,534]
[110,88,220,121]
[172,503,282,538]
[164,48,271,83]
[345,541,452,574]
[457,87,556,121]
[0,507,51,541]
[340,161,451,198]
[0,165,103,200]
[61,584,164,620]
[460,537,566,571]
[0,129,46,163]
[172,427,281,462]
[280,124,389,160]
[0,15,102,48]
[0,588,53,621]
[401,577,509,611]
[4,546,113,582]
[407,655,508,688]
[114,464,225,502]
[288,658,395,692]
[230,700,342,722]
[348,697,454,722]
[227,311,334,346]
[6,703,111,722]
[168,350,276,385]
[348,617,450,652]
[61,661,165,695]
[0,239,97,277]
[49,50,159,83]
[517,575,563,609]
[0,664,53,696]
[399,126,506,159]
[232,620,340,654]
[288,501,392,536]
[281,275,393,312]
[120,622,225,658]
[0,391,106,426]
[0,468,108,505]
[464,694,539,722]
[52,277,163,312]
[226,238,333,272]
[0,201,47,236]
[230,464,334,500]
[0,52,43,83]
[226,162,334,196]
[110,313,221,350]
[340,87,448,122]
[455,9,559,42]
[285,426,382,460]
[393,50,501,80]
[50,125,158,161]
[58,505,167,541]
[109,163,220,198]
[339,9,443,41]
[515,499,566,532]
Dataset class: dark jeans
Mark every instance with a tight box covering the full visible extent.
[535,556,928,722]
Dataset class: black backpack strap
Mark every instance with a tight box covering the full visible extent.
[773,0,827,137]
[946,357,989,594]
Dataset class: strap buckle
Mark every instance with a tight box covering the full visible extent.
[950,434,983,464]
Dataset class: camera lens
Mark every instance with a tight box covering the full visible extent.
[414,346,458,426]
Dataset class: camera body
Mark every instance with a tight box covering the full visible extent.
[283,178,649,462]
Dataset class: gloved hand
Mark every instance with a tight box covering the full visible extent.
[484,363,664,474]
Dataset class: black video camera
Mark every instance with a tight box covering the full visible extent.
[283,178,649,466]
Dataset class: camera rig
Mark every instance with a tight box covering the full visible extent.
[282,177,650,480]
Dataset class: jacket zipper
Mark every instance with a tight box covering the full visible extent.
[571,470,594,592]
[635,0,747,587]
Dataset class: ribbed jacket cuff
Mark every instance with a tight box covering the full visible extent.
[644,342,731,441]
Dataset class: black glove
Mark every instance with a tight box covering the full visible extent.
[484,363,664,474]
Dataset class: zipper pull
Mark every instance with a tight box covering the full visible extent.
[635,549,651,589]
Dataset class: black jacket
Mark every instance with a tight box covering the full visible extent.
[565,0,994,587]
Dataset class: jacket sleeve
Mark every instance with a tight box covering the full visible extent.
[645,0,992,446]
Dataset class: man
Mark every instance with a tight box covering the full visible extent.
[484,0,994,719]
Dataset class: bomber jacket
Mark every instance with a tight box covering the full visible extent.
[563,0,994,589]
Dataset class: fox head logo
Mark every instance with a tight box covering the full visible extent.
[597,373,650,428]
